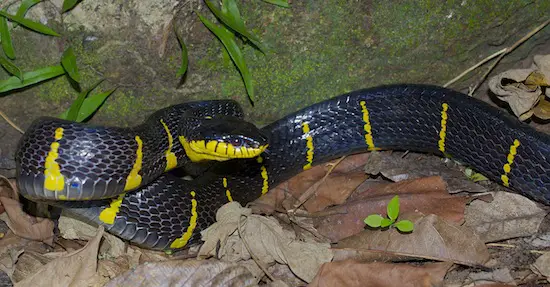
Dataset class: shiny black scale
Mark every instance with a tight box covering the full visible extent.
[24,85,550,250]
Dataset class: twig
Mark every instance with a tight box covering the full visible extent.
[443,48,507,88]
[486,243,515,248]
[0,110,24,133]
[468,18,550,96]
[289,156,346,212]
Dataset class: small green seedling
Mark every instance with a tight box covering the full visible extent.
[364,195,414,232]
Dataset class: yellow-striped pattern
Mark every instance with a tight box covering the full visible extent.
[501,139,521,187]
[359,101,376,150]
[438,103,449,153]
[160,120,178,171]
[124,136,143,191]
[170,191,198,249]
[257,156,269,195]
[302,122,314,170]
[44,127,65,191]
[223,177,233,201]
[98,193,126,224]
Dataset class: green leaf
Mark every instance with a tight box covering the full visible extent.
[261,0,289,8]
[14,0,42,28]
[0,10,59,36]
[61,47,80,83]
[198,13,254,104]
[380,218,393,228]
[174,26,188,77]
[62,0,83,13]
[395,220,414,232]
[387,195,400,221]
[0,55,22,81]
[0,65,64,93]
[204,0,264,51]
[60,88,115,122]
[364,214,383,228]
[0,12,15,59]
[63,79,103,121]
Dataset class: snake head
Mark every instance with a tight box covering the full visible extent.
[179,116,269,162]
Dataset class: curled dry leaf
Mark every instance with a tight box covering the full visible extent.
[15,226,104,287]
[199,202,333,283]
[465,192,546,243]
[308,260,452,287]
[364,151,487,194]
[0,196,54,245]
[105,259,258,287]
[488,54,550,118]
[333,214,490,267]
[314,176,472,242]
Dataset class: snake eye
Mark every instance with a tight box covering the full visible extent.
[229,138,243,147]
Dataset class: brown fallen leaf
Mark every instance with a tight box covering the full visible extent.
[15,226,104,287]
[199,202,333,283]
[465,192,546,243]
[531,251,550,278]
[314,176,472,242]
[0,196,54,245]
[364,151,488,194]
[256,154,371,214]
[105,259,260,287]
[333,213,490,267]
[308,260,452,287]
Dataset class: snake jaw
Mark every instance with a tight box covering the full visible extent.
[179,136,268,162]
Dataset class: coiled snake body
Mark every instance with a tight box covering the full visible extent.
[16,84,550,250]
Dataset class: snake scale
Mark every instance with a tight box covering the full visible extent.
[15,84,550,250]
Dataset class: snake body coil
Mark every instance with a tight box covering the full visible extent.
[16,84,550,250]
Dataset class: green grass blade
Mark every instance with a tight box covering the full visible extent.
[14,0,42,28]
[0,11,59,36]
[174,26,188,77]
[0,13,15,59]
[261,0,289,8]
[60,88,115,122]
[0,65,64,93]
[62,0,83,13]
[63,79,103,121]
[0,55,22,81]
[205,0,264,51]
[61,46,80,83]
[198,13,254,104]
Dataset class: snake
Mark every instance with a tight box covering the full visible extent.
[15,84,550,251]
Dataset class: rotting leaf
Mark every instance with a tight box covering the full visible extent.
[0,10,59,36]
[199,202,333,283]
[532,95,550,120]
[15,227,104,287]
[465,192,546,243]
[61,46,81,83]
[0,196,54,244]
[0,65,65,93]
[333,213,490,266]
[105,259,259,287]
[198,13,254,104]
[308,260,452,287]
[314,176,471,242]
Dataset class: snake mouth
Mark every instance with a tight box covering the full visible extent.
[179,136,268,162]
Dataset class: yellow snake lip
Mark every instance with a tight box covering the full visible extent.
[179,136,268,162]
